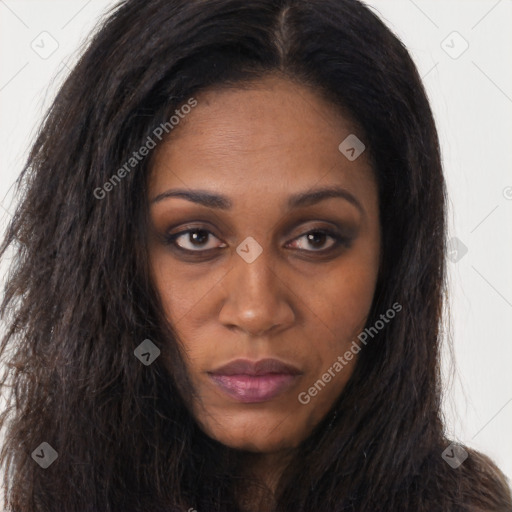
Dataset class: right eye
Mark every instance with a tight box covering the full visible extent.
[164,228,227,252]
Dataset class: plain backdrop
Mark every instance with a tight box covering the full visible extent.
[1,0,511,492]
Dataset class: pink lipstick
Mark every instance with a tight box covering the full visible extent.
[208,358,302,403]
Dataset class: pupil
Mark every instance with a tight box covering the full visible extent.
[191,230,208,245]
[308,232,325,247]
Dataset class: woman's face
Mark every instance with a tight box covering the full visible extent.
[147,75,380,454]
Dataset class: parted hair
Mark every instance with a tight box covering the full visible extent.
[1,0,511,510]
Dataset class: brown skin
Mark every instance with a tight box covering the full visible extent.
[147,75,381,501]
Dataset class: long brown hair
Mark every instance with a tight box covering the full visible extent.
[1,0,511,510]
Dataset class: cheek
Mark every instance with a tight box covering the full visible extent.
[301,241,380,389]
[302,273,375,398]
[148,247,223,328]
[314,249,380,339]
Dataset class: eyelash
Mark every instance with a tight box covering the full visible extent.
[163,226,351,256]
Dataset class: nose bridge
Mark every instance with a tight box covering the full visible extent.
[219,241,294,335]
[238,247,276,300]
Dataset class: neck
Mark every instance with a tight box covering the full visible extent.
[237,449,295,512]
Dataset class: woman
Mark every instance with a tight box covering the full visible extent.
[0,0,510,510]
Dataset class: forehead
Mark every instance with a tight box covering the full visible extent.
[148,75,375,203]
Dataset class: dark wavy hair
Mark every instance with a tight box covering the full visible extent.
[1,0,510,510]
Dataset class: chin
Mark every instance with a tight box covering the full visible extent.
[215,432,299,454]
[199,412,305,453]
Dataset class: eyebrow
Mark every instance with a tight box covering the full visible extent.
[151,185,364,216]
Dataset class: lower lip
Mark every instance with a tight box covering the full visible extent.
[209,373,299,403]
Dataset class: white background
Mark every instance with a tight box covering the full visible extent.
[1,0,511,491]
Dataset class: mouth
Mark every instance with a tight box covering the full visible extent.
[207,358,302,403]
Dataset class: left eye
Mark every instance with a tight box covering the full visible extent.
[166,228,344,253]
[288,229,342,251]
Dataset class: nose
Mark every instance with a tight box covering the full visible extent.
[218,247,296,337]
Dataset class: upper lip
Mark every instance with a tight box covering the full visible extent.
[209,358,302,376]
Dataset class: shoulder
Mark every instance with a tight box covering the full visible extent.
[449,446,512,512]
[406,444,511,511]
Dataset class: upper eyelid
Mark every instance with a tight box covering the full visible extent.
[167,218,349,237]
[169,226,343,249]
